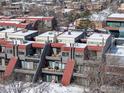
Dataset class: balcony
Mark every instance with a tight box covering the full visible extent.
[25,54,40,61]
[25,56,40,61]
[46,56,61,61]
[42,68,86,78]
[13,68,63,75]
[14,69,35,75]
[42,68,63,75]
[0,66,86,78]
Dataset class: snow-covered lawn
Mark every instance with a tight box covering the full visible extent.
[0,82,89,93]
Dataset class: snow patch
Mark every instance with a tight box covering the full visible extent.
[0,82,89,93]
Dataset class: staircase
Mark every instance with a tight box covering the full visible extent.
[61,58,75,86]
[32,43,52,83]
[4,57,18,79]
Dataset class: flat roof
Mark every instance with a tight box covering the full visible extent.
[108,13,124,18]
[58,31,83,38]
[87,33,110,40]
[0,20,21,24]
[12,30,37,36]
[36,31,62,38]
[0,28,21,33]
[9,40,32,45]
[27,16,54,19]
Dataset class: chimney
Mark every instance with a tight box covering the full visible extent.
[22,29,28,33]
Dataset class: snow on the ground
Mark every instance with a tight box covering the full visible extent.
[0,82,89,93]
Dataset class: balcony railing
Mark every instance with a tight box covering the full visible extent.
[46,56,61,61]
[25,54,40,61]
[0,66,87,78]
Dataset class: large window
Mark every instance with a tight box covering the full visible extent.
[107,22,113,27]
[88,41,103,45]
[107,22,121,27]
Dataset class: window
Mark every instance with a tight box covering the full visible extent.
[54,62,59,70]
[48,61,61,70]
[46,75,52,82]
[84,66,91,72]
[5,59,9,66]
[33,63,38,70]
[17,38,23,41]
[62,52,69,57]
[36,39,45,43]
[89,51,97,60]
[7,49,13,54]
[48,40,52,43]
[107,22,121,27]
[49,61,53,68]
[113,22,120,27]
[121,22,124,27]
[76,65,83,73]
[10,38,15,40]
[88,41,103,45]
[58,39,62,42]
[75,54,83,58]
[36,49,42,54]
[18,51,25,55]
[1,47,5,53]
[107,22,111,26]
[0,59,2,65]
[61,63,65,69]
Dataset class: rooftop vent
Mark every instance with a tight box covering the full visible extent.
[22,29,28,33]
[68,31,71,35]
[49,32,53,35]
